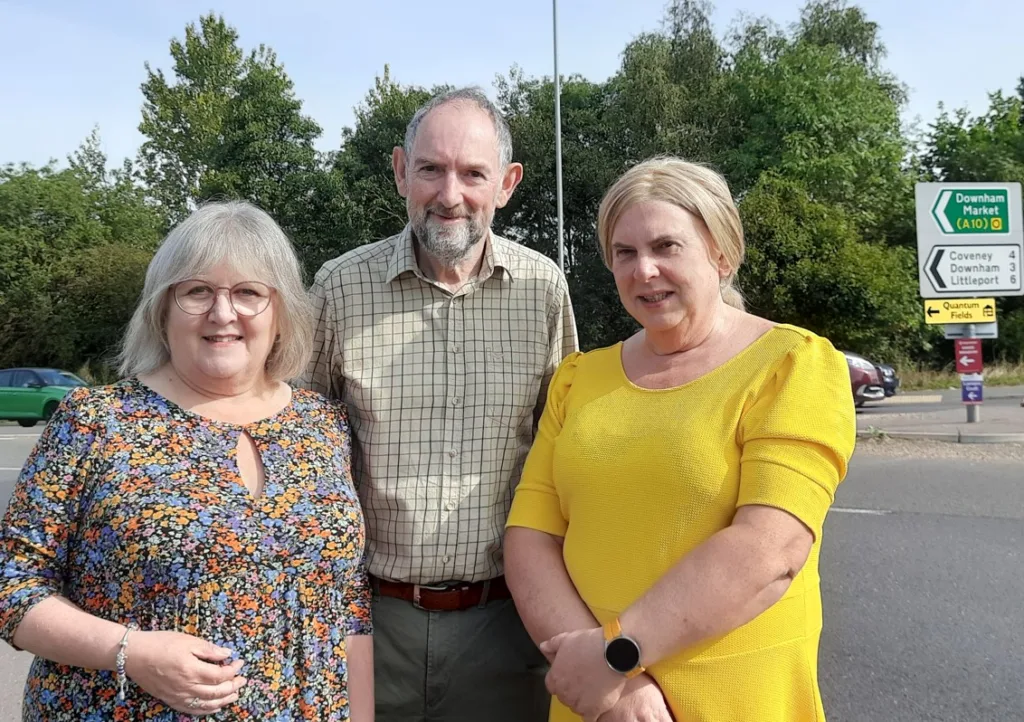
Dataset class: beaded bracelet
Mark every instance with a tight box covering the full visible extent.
[116,622,139,701]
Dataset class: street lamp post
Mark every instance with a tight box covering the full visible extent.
[552,0,565,274]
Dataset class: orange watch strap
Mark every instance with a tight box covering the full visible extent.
[625,665,646,679]
[603,617,622,642]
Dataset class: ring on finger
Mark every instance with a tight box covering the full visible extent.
[187,696,203,709]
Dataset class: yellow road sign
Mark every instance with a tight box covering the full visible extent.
[923,298,997,324]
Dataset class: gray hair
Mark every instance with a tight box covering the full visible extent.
[117,200,314,382]
[403,86,514,169]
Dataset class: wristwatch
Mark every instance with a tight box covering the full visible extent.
[602,618,644,678]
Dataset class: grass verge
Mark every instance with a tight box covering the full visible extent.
[897,362,1024,391]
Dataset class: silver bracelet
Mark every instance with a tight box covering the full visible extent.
[115,622,139,701]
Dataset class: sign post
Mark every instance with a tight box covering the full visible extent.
[960,326,982,422]
[916,182,1024,423]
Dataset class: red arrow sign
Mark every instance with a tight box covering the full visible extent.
[955,339,983,374]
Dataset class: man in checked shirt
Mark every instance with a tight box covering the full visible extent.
[304,87,578,721]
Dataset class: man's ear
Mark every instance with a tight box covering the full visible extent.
[393,146,409,198]
[495,162,524,209]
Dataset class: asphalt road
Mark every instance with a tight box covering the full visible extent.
[0,426,39,719]
[0,426,37,521]
[820,445,1024,721]
[857,383,1024,417]
[1,427,1022,720]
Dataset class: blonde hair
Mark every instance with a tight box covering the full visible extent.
[597,156,746,310]
[118,201,314,382]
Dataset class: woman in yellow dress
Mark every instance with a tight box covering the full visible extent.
[504,156,856,722]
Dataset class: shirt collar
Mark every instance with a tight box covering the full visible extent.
[385,225,515,285]
[384,226,420,284]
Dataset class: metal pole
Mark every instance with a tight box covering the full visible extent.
[966,323,980,423]
[552,0,565,274]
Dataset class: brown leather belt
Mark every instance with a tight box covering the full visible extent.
[372,575,511,611]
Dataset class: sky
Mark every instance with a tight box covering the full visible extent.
[1,0,1022,169]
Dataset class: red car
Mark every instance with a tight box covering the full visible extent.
[844,352,885,407]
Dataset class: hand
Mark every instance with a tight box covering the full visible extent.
[598,674,674,722]
[540,627,626,720]
[124,630,247,716]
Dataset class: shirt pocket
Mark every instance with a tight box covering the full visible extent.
[483,340,546,429]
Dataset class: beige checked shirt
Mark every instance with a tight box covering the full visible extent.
[304,226,578,584]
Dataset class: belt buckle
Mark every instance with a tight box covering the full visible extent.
[411,583,450,611]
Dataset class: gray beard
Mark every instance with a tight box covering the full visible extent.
[411,213,486,267]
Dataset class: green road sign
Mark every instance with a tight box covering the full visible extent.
[931,188,1010,234]
[915,182,1023,298]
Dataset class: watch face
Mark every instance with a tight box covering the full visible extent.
[605,636,641,674]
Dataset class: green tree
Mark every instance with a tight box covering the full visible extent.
[199,44,322,203]
[49,244,154,377]
[722,14,909,240]
[0,133,161,371]
[925,88,1024,361]
[797,0,885,68]
[604,0,728,164]
[739,174,928,360]
[497,70,635,350]
[198,43,329,278]
[137,14,245,222]
[925,92,1024,184]
[137,13,331,276]
[71,128,164,246]
[331,69,435,250]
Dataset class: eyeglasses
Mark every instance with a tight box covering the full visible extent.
[172,280,274,317]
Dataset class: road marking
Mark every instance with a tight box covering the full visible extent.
[0,467,22,471]
[0,435,40,441]
[832,507,892,515]
[877,395,943,405]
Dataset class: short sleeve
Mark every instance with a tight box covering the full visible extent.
[0,388,103,645]
[737,335,856,540]
[506,351,583,538]
[341,547,373,636]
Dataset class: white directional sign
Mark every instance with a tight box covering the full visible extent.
[943,321,998,340]
[916,182,1023,298]
[923,244,1021,295]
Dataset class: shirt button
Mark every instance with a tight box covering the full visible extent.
[446,501,456,511]
[450,344,460,353]
[448,448,459,458]
[451,397,462,407]
[443,556,451,564]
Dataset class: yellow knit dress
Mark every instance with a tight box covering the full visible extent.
[506,324,856,722]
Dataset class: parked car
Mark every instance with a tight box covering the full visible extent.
[0,367,87,427]
[875,362,900,397]
[843,352,886,408]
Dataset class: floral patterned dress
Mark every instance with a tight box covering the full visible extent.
[0,378,372,721]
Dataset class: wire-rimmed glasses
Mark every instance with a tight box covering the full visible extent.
[172,280,274,317]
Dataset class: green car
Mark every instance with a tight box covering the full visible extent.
[0,367,88,428]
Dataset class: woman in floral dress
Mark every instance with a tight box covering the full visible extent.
[0,201,373,720]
